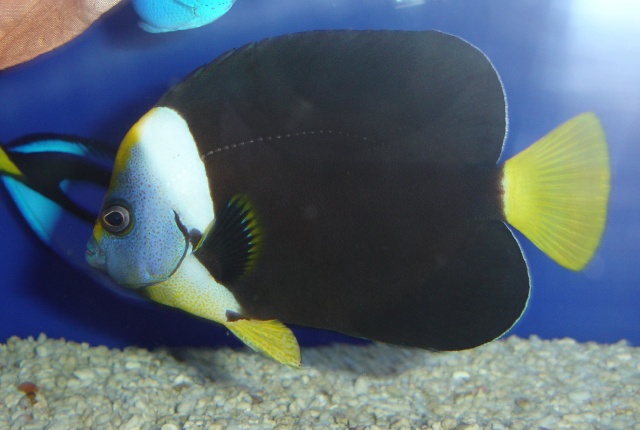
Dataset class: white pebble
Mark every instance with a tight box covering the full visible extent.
[288,401,301,415]
[120,414,143,429]
[44,419,70,430]
[176,398,197,414]
[72,369,96,381]
[354,376,370,394]
[35,345,49,358]
[94,412,112,426]
[441,417,458,429]
[124,361,141,370]
[568,391,592,403]
[486,419,506,430]
[452,371,471,380]
[457,424,480,430]
[563,413,586,423]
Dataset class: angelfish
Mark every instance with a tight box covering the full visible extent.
[86,30,610,367]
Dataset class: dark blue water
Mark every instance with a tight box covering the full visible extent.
[1,0,638,351]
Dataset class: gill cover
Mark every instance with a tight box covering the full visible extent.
[88,107,214,288]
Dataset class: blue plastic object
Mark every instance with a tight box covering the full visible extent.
[132,0,236,33]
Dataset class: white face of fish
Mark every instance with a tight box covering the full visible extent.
[86,107,214,289]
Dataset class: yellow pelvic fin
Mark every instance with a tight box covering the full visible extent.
[225,318,301,367]
[0,145,23,178]
[502,112,610,271]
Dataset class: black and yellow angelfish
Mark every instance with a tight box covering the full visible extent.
[86,30,610,367]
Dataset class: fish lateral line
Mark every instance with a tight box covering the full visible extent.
[200,129,376,160]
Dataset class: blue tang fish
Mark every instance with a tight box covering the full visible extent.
[86,30,610,367]
[132,0,236,33]
[0,135,137,297]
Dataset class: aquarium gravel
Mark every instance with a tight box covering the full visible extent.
[1,334,639,430]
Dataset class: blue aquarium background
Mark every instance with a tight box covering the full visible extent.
[0,0,638,351]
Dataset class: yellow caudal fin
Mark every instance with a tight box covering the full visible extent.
[502,112,610,271]
[0,144,23,178]
[225,318,301,367]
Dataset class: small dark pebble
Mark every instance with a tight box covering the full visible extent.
[173,382,191,392]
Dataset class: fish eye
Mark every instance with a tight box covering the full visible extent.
[100,204,132,235]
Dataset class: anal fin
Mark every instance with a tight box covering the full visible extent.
[224,318,301,367]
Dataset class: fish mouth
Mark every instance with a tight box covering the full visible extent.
[84,237,173,290]
[85,237,106,270]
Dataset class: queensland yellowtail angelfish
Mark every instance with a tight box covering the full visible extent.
[85,30,610,367]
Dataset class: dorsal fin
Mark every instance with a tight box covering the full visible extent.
[159,30,507,165]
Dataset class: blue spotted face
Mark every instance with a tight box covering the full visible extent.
[86,108,214,289]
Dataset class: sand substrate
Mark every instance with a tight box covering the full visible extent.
[1,334,639,430]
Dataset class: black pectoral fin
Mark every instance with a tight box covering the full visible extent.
[194,194,263,283]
